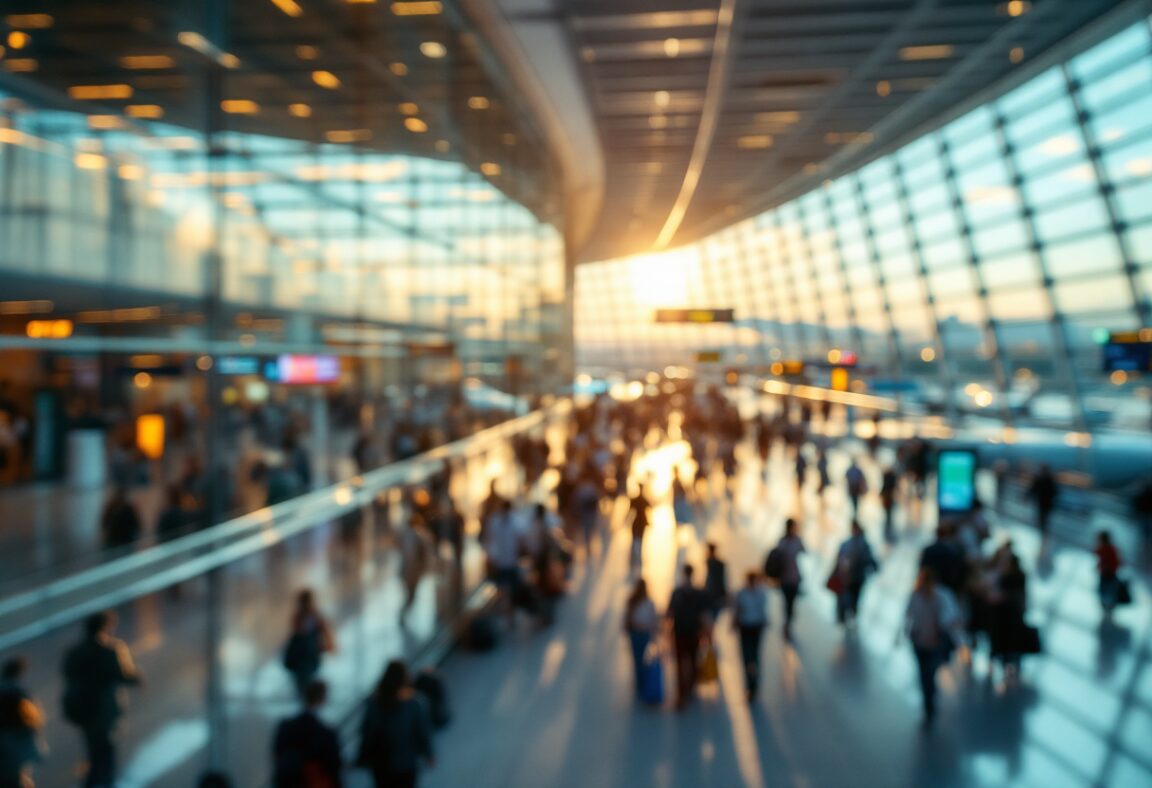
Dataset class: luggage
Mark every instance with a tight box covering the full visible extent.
[414,669,452,728]
[465,615,499,652]
[764,547,785,581]
[825,570,844,596]
[639,650,665,705]
[1019,624,1042,655]
[697,643,719,684]
[1116,577,1133,606]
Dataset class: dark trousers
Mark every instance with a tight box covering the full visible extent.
[781,584,799,636]
[673,633,699,707]
[914,647,944,719]
[837,582,865,623]
[849,493,860,516]
[883,505,895,541]
[1037,506,1052,535]
[81,724,116,788]
[372,768,417,788]
[738,625,765,695]
[629,630,651,695]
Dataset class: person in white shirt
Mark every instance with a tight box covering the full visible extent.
[905,567,963,727]
[733,571,770,700]
[623,579,660,700]
[483,499,524,623]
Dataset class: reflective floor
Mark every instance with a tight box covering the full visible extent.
[425,430,1152,788]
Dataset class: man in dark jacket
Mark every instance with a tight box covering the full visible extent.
[665,565,713,710]
[1028,465,1059,539]
[273,679,342,788]
[61,611,142,788]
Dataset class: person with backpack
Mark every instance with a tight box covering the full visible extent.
[0,657,45,788]
[732,571,770,701]
[356,660,434,788]
[273,679,342,788]
[60,611,142,788]
[832,521,879,627]
[283,590,335,699]
[623,579,661,703]
[765,518,806,640]
[845,459,868,517]
[905,567,962,728]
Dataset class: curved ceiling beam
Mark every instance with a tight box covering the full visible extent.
[652,0,742,251]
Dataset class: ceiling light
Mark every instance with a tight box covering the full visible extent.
[87,115,124,130]
[649,115,668,129]
[119,54,176,69]
[664,38,680,58]
[74,153,108,170]
[501,133,517,146]
[824,131,873,144]
[389,62,408,76]
[404,117,428,133]
[434,139,450,152]
[645,162,663,174]
[296,45,319,60]
[899,44,954,61]
[269,0,304,16]
[326,129,371,143]
[419,41,447,59]
[218,53,240,69]
[737,135,773,149]
[755,110,800,125]
[376,191,405,203]
[125,104,164,119]
[1010,46,1024,64]
[399,101,419,115]
[220,99,260,114]
[480,162,501,176]
[7,32,30,50]
[69,84,134,100]
[288,103,312,118]
[312,70,341,89]
[876,80,891,97]
[5,14,54,29]
[392,1,442,14]
[654,90,670,108]
[1040,135,1078,156]
[1004,1,1030,17]
[118,164,145,180]
[467,96,490,110]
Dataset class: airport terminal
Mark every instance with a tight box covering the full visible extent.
[0,0,1151,785]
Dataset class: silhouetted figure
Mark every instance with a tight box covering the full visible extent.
[733,571,769,701]
[99,489,141,551]
[61,611,142,788]
[627,484,651,569]
[880,465,899,542]
[905,568,960,728]
[845,459,868,517]
[1028,465,1059,539]
[1094,531,1124,614]
[0,657,45,787]
[483,499,524,626]
[704,543,728,619]
[283,590,334,698]
[989,553,1028,682]
[356,661,435,788]
[834,521,878,626]
[273,679,342,788]
[766,518,806,640]
[665,565,712,710]
[623,579,659,700]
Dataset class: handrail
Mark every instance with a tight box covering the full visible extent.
[0,401,570,652]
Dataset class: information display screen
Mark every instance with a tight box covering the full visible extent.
[264,355,341,384]
[654,308,735,323]
[937,449,978,515]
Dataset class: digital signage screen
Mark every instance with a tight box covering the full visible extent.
[264,355,341,384]
[937,449,978,515]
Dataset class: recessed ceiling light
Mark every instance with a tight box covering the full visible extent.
[876,80,891,97]
[220,99,260,114]
[125,104,164,119]
[389,62,408,76]
[288,103,312,118]
[654,90,670,108]
[404,117,428,133]
[399,102,419,115]
[664,38,680,58]
[5,14,54,29]
[899,44,954,61]
[69,84,134,100]
[480,162,501,176]
[419,41,447,59]
[737,135,773,149]
[1003,1,1030,17]
[326,129,371,143]
[391,1,442,14]
[269,0,303,17]
[312,70,341,89]
[467,96,490,110]
[296,45,319,60]
[1010,46,1024,63]
[7,32,30,50]
[119,55,175,69]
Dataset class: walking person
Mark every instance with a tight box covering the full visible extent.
[273,679,342,788]
[1093,530,1125,615]
[283,590,335,699]
[627,483,651,570]
[732,572,769,701]
[845,458,868,517]
[1028,465,1059,541]
[623,579,660,702]
[904,568,962,728]
[0,658,45,788]
[356,660,435,788]
[766,518,806,640]
[880,465,899,543]
[482,499,525,626]
[60,611,142,788]
[704,543,729,621]
[99,488,141,551]
[664,565,712,710]
[834,521,879,627]
[988,552,1028,683]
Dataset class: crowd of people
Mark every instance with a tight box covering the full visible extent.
[0,380,1143,786]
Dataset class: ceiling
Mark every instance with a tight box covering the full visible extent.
[484,0,1134,262]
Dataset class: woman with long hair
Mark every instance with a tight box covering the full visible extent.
[357,660,435,787]
[623,578,660,700]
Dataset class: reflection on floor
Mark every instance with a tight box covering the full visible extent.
[425,430,1151,788]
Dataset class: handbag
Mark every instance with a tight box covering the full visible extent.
[825,570,844,595]
[1116,578,1133,606]
[1018,624,1042,655]
[697,643,719,684]
[639,648,665,705]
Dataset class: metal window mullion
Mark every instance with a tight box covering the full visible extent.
[851,175,905,374]
[794,198,835,352]
[989,102,1090,432]
[935,134,1014,424]
[734,221,773,366]
[818,185,868,368]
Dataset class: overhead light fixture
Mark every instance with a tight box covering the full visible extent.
[1010,46,1024,64]
[434,139,450,152]
[404,117,428,133]
[288,103,312,118]
[737,135,773,149]
[118,164,145,180]
[480,162,501,176]
[467,96,490,109]
[325,129,371,143]
[218,53,240,69]
[654,90,670,108]
[87,115,124,130]
[119,54,176,69]
[178,31,240,68]
[312,70,341,89]
[391,1,443,14]
[125,104,164,118]
[419,41,447,59]
[5,14,54,29]
[69,84,134,100]
[664,38,681,58]
[649,115,668,129]
[501,133,517,146]
[899,44,954,61]
[3,58,36,73]
[74,153,108,170]
[389,62,408,76]
[824,131,873,144]
[269,0,304,16]
[399,101,419,115]
[220,99,260,114]
[296,45,319,60]
[876,80,891,97]
[1003,0,1030,17]
[7,32,30,50]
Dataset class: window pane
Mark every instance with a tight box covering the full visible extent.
[1043,234,1124,279]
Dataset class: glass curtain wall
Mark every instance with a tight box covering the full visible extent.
[576,13,1152,433]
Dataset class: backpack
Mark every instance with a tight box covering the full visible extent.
[764,547,786,580]
[282,629,321,674]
